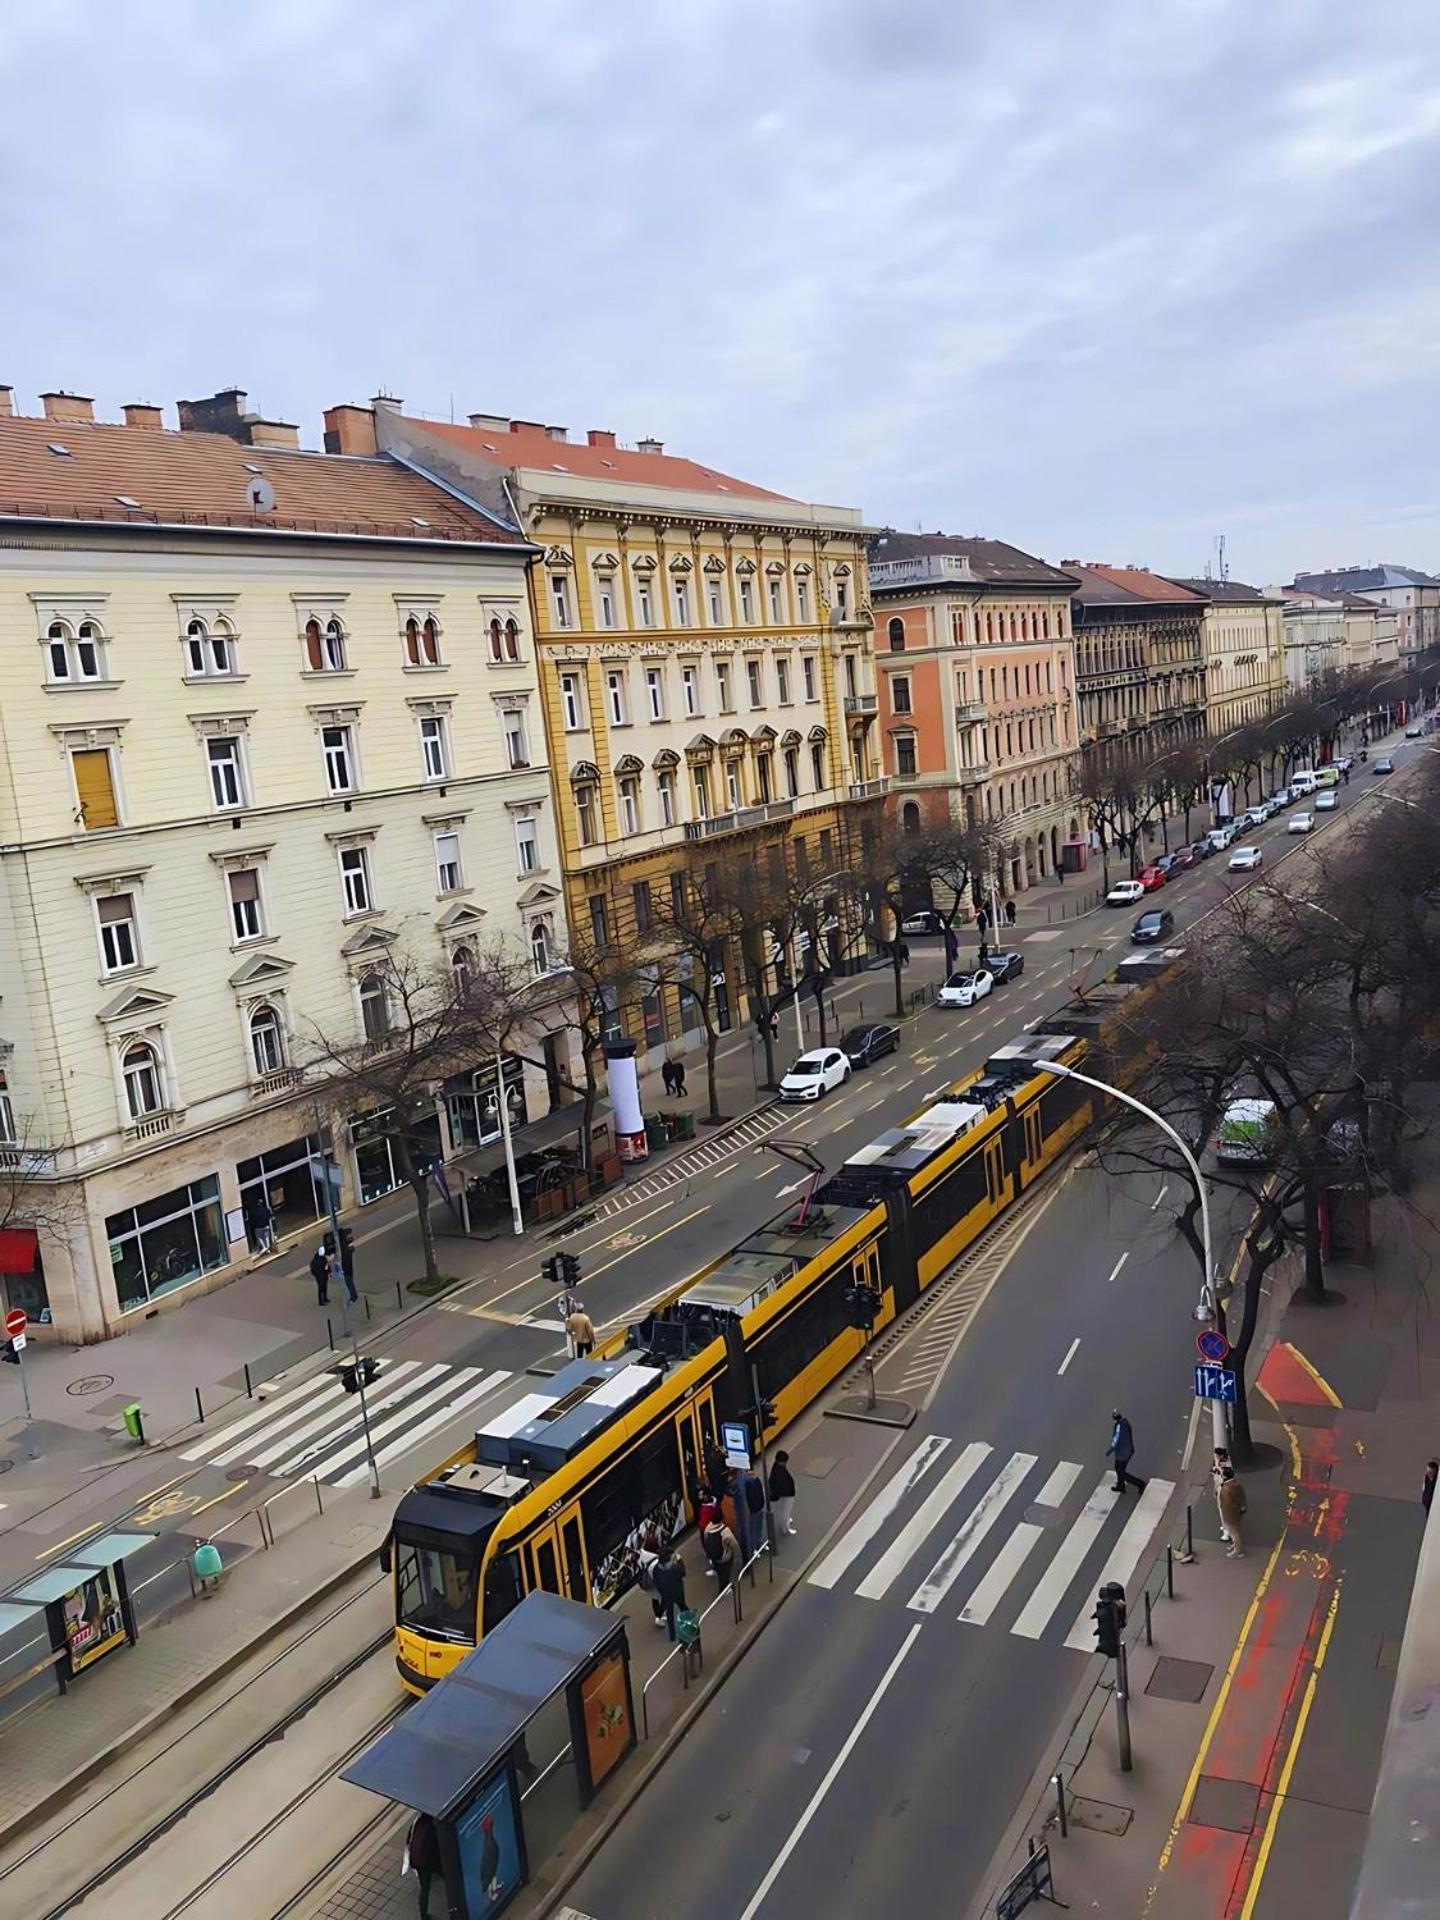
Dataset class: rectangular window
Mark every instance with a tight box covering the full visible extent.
[636,580,655,628]
[0,1073,12,1146]
[768,576,783,622]
[549,575,571,629]
[811,742,826,790]
[419,715,449,781]
[892,676,913,714]
[776,656,791,703]
[588,894,610,947]
[97,893,138,973]
[802,655,817,701]
[606,671,628,726]
[436,831,464,893]
[682,665,700,716]
[819,828,833,866]
[896,735,918,778]
[707,579,724,625]
[228,867,263,941]
[746,658,763,709]
[645,667,666,721]
[756,755,772,803]
[716,660,732,711]
[577,785,598,846]
[673,577,691,626]
[632,879,653,931]
[503,711,528,768]
[844,653,858,697]
[739,577,755,623]
[322,726,355,794]
[340,846,372,916]
[693,764,711,817]
[619,777,641,835]
[658,769,676,825]
[726,761,742,810]
[560,672,583,730]
[796,578,810,621]
[514,815,539,874]
[206,736,245,809]
[669,871,686,918]
[72,748,119,830]
[784,748,800,798]
[597,577,618,629]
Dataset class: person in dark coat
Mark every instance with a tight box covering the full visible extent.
[742,1469,767,1556]
[1107,1409,1146,1494]
[769,1450,797,1535]
[405,1810,440,1920]
[661,1058,677,1097]
[309,1244,331,1306]
[1005,898,1017,927]
[651,1543,687,1640]
[672,1057,687,1097]
[324,1225,359,1303]
[1424,1459,1438,1515]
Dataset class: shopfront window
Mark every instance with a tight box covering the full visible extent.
[107,1174,227,1313]
[349,1106,444,1205]
[236,1132,335,1251]
[446,1056,528,1153]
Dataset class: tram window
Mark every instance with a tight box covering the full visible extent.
[909,1150,988,1250]
[483,1550,523,1631]
[581,1427,683,1567]
[395,1541,477,1638]
[1041,1075,1087,1129]
[534,1538,561,1594]
[752,1275,853,1389]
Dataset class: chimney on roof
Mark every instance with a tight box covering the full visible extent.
[468,412,509,431]
[177,388,253,439]
[545,425,569,443]
[636,437,664,456]
[371,392,403,417]
[324,403,377,457]
[247,420,300,450]
[587,429,616,449]
[511,420,544,434]
[40,392,94,425]
[0,387,12,420]
[123,403,163,430]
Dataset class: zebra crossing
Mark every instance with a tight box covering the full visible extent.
[581,1104,785,1222]
[179,1359,512,1488]
[810,1433,1173,1648]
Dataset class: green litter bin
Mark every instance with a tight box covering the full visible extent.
[674,1111,696,1142]
[645,1113,668,1152]
[122,1403,146,1444]
[193,1542,224,1594]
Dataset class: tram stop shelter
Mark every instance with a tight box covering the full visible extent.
[2,1529,154,1696]
[344,1590,635,1919]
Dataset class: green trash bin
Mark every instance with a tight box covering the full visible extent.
[645,1113,669,1152]
[193,1541,224,1595]
[122,1403,146,1444]
[674,1111,696,1142]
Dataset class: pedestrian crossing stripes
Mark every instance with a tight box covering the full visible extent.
[811,1433,1173,1648]
[575,1104,784,1224]
[179,1360,512,1487]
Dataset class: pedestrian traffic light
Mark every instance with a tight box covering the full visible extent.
[560,1252,582,1287]
[541,1254,561,1285]
[1092,1580,1126,1658]
[844,1284,879,1332]
[336,1355,381,1395]
[757,1395,778,1433]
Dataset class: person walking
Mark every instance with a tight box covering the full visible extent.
[309,1243,331,1307]
[742,1469,767,1558]
[566,1304,597,1358]
[661,1058,677,1098]
[703,1514,739,1589]
[325,1226,358,1304]
[247,1193,276,1255]
[672,1057,687,1098]
[1005,897,1017,927]
[1210,1445,1233,1542]
[769,1449,797,1536]
[1423,1459,1438,1515]
[1218,1465,1247,1557]
[651,1543,687,1640]
[403,1810,440,1920]
[1107,1410,1146,1494]
[1057,860,1066,885]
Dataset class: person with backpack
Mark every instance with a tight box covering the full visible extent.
[768,1450,798,1536]
[703,1514,739,1589]
[651,1543,687,1640]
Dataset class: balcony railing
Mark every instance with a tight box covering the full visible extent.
[682,798,795,841]
[127,1112,174,1142]
[847,777,889,801]
[844,694,879,717]
[0,1146,56,1176]
[256,1066,302,1097]
[870,553,976,588]
[956,763,990,787]
[954,700,986,725]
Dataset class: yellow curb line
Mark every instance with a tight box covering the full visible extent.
[1280,1340,1343,1408]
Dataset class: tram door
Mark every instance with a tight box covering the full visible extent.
[1022,1106,1044,1182]
[984,1138,1008,1209]
[523,1503,589,1604]
[676,1389,720,1523]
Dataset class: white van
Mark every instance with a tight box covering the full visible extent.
[1290,770,1318,796]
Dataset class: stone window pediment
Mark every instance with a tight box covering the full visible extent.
[75,866,150,896]
[631,554,658,574]
[98,985,174,1027]
[702,555,726,575]
[188,710,254,738]
[543,546,574,569]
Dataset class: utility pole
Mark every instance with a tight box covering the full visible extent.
[315,1107,380,1499]
[494,1053,524,1238]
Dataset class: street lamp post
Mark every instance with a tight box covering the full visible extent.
[1034,1059,1228,1449]
[313,1108,381,1499]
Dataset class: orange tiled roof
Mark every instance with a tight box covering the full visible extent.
[1081,564,1206,604]
[411,416,797,503]
[0,414,525,545]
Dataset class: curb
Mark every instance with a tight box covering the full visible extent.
[0,1544,381,1855]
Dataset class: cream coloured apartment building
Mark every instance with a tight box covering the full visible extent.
[1170,578,1285,736]
[0,387,561,1340]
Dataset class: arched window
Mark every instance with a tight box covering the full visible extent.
[46,617,104,683]
[450,945,475,995]
[902,800,921,836]
[358,971,390,1045]
[405,615,441,668]
[888,617,906,653]
[489,618,504,662]
[122,1041,163,1119]
[186,616,233,677]
[249,1004,286,1075]
[530,917,553,975]
[305,616,347,672]
[504,618,521,661]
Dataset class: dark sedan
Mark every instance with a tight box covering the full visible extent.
[987,950,1025,982]
[839,1024,901,1067]
[1167,845,1198,873]
[1131,907,1176,944]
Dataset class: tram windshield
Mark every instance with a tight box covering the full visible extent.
[395,1539,477,1639]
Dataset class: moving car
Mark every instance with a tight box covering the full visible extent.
[1228,845,1263,871]
[1314,789,1337,812]
[1131,908,1176,944]
[936,968,994,1008]
[1287,811,1313,834]
[1406,724,1423,739]
[1137,865,1167,891]
[1168,845,1198,872]
[987,950,1025,982]
[778,1048,851,1102]
[839,1024,900,1067]
[1373,757,1394,775]
[1106,879,1147,906]
[900,910,943,936]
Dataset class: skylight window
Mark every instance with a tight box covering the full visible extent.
[115,495,140,509]
[411,516,430,528]
[601,459,616,469]
[47,443,70,458]
[482,442,497,452]
[243,463,263,475]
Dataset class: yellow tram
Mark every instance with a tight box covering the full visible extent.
[391,1027,1097,1692]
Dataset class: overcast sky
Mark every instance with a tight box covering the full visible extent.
[3,0,1438,583]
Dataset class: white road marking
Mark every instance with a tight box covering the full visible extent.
[808,1434,952,1591]
[856,1442,992,1600]
[1149,1184,1170,1212]
[1062,1478,1175,1650]
[739,1623,923,1920]
[1107,1252,1130,1285]
[179,1368,341,1461]
[960,1462,1083,1626]
[240,1363,426,1471]
[1057,1337,1081,1376]
[907,1451,1037,1615]
[299,1368,477,1480]
[335,1371,513,1486]
[1011,1475,1119,1640]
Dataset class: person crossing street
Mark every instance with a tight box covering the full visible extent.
[1106,1409,1146,1494]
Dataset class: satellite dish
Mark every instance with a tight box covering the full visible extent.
[246,476,275,512]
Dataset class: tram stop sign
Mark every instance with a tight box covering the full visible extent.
[1196,1327,1229,1364]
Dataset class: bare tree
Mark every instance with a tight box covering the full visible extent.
[303,941,522,1287]
[644,863,747,1125]
[842,816,997,1018]
[542,925,644,1169]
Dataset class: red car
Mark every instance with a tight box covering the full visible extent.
[1167,845,1198,873]
[1137,865,1167,891]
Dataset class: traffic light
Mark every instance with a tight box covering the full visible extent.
[0,1340,16,1367]
[1092,1580,1126,1658]
[560,1253,582,1288]
[336,1355,381,1395]
[757,1395,778,1432]
[541,1254,562,1286]
[844,1284,879,1332]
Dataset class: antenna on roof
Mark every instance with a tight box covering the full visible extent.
[1214,533,1228,583]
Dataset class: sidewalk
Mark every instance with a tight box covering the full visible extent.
[980,1146,1440,1920]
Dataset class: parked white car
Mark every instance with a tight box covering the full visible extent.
[1205,824,1237,852]
[778,1048,851,1102]
[1106,879,1147,906]
[936,968,995,1008]
[1287,812,1313,835]
[1314,790,1338,812]
[1228,845,1264,871]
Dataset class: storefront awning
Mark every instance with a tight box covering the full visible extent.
[0,1229,37,1276]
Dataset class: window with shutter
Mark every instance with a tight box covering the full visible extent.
[96,893,138,972]
[72,750,119,829]
[228,868,263,941]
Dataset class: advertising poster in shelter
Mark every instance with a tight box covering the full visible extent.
[580,1648,634,1790]
[455,1768,522,1918]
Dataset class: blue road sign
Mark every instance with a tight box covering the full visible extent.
[1196,1328,1230,1364]
[1194,1363,1238,1403]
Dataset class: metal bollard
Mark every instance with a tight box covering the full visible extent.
[1186,1503,1194,1560]
[1144,1589,1153,1646]
[244,1362,253,1399]
[1053,1771,1068,1839]
[195,1386,204,1424]
[396,1281,404,1312]
[1167,1543,1175,1600]
[327,1317,335,1350]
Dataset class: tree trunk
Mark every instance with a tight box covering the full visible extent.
[756,1002,777,1090]
[890,951,905,1018]
[578,1045,600,1171]
[1225,1225,1282,1467]
[409,1173,441,1285]
[1300,1175,1326,1301]
[704,1026,721,1123]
